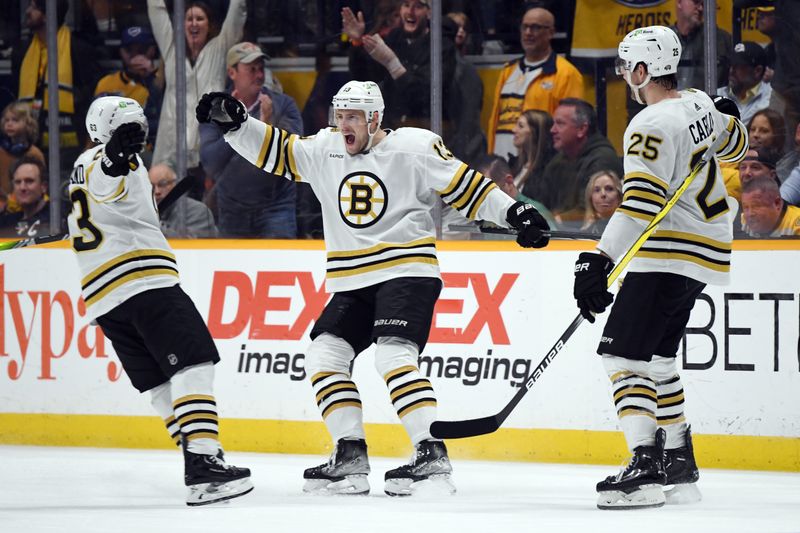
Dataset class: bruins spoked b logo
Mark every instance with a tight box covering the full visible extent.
[339,171,388,228]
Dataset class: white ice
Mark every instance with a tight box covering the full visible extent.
[1,445,798,533]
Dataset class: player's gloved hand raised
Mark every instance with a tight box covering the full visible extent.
[573,252,614,323]
[711,95,740,120]
[196,92,247,133]
[505,201,550,248]
[102,122,145,177]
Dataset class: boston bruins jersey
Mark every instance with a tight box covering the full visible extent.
[598,89,748,285]
[225,118,514,293]
[67,145,179,320]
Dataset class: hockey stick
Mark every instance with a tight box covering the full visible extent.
[448,224,600,241]
[431,131,732,439]
[0,174,199,251]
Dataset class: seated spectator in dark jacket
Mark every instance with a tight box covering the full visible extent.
[542,98,623,224]
[149,163,217,238]
[509,109,556,207]
[0,156,49,237]
[581,170,623,235]
[200,42,301,238]
[94,26,164,155]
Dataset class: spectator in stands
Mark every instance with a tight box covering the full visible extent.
[748,108,786,157]
[716,42,771,126]
[340,2,403,86]
[477,153,557,229]
[199,42,300,238]
[94,26,164,157]
[741,177,800,236]
[739,147,780,188]
[0,102,45,199]
[442,15,485,165]
[510,109,556,208]
[487,5,583,160]
[755,0,800,156]
[775,123,800,205]
[149,163,217,238]
[344,0,457,131]
[581,170,622,234]
[542,98,623,223]
[147,0,245,185]
[11,0,101,167]
[0,156,49,237]
[671,0,733,91]
[446,11,469,56]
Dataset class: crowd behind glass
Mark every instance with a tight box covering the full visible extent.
[0,0,798,240]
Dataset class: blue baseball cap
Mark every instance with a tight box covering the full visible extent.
[121,26,155,48]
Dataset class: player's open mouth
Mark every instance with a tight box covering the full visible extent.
[345,134,355,145]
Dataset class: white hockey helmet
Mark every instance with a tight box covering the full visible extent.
[616,25,682,77]
[332,80,385,127]
[85,96,148,145]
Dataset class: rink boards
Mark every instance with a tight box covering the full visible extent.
[0,239,798,471]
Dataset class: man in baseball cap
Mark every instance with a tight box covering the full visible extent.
[226,41,269,69]
[717,41,771,125]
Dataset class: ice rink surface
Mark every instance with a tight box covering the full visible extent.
[2,445,798,533]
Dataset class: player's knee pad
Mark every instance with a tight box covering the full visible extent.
[601,354,677,382]
[149,380,173,418]
[305,333,355,378]
[649,355,679,382]
[374,336,420,378]
[170,361,215,397]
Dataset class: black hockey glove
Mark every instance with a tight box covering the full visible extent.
[505,201,550,248]
[573,252,614,323]
[712,95,741,121]
[196,91,247,133]
[101,122,145,177]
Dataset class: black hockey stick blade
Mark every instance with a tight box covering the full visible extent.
[431,313,585,439]
[447,224,600,241]
[0,231,70,251]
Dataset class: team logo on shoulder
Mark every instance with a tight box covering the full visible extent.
[338,171,388,228]
[432,139,454,161]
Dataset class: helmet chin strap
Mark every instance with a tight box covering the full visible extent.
[624,70,651,105]
[358,113,381,154]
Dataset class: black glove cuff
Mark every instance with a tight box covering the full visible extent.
[101,156,130,177]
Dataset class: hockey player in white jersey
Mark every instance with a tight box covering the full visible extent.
[196,81,551,496]
[572,27,748,510]
[68,96,252,506]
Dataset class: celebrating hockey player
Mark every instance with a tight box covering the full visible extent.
[68,96,252,506]
[196,81,551,496]
[572,27,748,509]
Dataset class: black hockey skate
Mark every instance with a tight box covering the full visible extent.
[183,446,253,506]
[664,425,702,504]
[303,438,370,495]
[596,428,667,510]
[384,439,456,497]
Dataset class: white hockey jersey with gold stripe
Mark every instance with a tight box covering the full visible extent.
[67,145,179,320]
[224,118,515,292]
[598,89,748,285]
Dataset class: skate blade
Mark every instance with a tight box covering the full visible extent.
[302,474,370,496]
[665,482,702,505]
[597,484,665,510]
[186,477,254,506]
[384,474,457,497]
